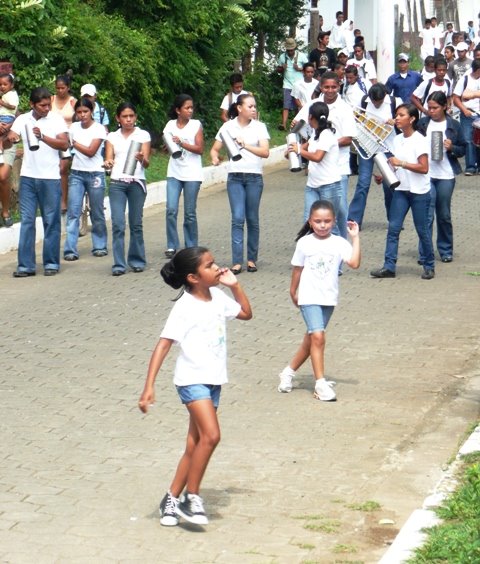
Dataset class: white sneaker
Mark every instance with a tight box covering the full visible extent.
[313,378,337,402]
[278,366,295,393]
[159,491,179,526]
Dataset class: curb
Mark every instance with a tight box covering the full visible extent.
[378,424,480,563]
[0,145,288,256]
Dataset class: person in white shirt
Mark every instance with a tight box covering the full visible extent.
[211,94,270,274]
[64,98,108,261]
[371,104,435,280]
[420,18,436,59]
[7,87,69,277]
[452,59,480,174]
[330,11,346,50]
[219,73,248,123]
[291,63,319,109]
[277,199,360,401]
[163,94,204,257]
[294,72,356,239]
[104,102,151,276]
[346,44,377,84]
[411,58,452,115]
[342,65,370,107]
[348,83,397,228]
[138,246,252,526]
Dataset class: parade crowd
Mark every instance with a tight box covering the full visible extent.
[0,9,479,528]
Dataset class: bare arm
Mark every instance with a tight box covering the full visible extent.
[290,266,303,307]
[389,152,428,174]
[72,137,103,158]
[174,125,204,156]
[138,337,174,413]
[410,94,427,115]
[210,138,223,165]
[218,268,252,320]
[345,221,361,269]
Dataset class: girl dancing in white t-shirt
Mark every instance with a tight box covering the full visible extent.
[138,247,252,526]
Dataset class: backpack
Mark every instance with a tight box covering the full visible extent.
[421,77,452,104]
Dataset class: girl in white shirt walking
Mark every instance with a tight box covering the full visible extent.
[138,246,252,526]
[163,94,204,258]
[278,200,360,401]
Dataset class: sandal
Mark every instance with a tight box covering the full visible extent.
[247,262,257,273]
[230,265,243,275]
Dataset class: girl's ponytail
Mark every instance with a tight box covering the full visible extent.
[308,101,335,140]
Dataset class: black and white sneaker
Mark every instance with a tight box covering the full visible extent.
[176,492,208,525]
[159,491,179,526]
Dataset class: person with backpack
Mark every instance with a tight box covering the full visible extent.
[276,38,308,131]
[348,83,397,228]
[80,84,109,133]
[411,58,452,115]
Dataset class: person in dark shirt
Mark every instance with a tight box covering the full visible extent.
[385,53,423,104]
[309,31,336,78]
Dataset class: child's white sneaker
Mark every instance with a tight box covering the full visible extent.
[278,366,295,393]
[313,378,337,402]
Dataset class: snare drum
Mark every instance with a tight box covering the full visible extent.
[473,119,480,147]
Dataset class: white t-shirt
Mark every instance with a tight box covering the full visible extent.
[294,97,356,175]
[426,120,454,179]
[163,119,203,182]
[342,79,370,108]
[453,73,480,112]
[291,233,353,306]
[0,90,19,117]
[346,57,377,81]
[291,78,319,107]
[160,288,241,386]
[413,79,452,110]
[70,121,107,172]
[306,129,342,186]
[107,127,151,181]
[215,118,270,174]
[11,111,68,179]
[220,90,248,111]
[420,27,436,58]
[392,131,431,193]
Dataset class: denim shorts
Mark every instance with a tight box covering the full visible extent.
[176,384,221,407]
[300,305,335,333]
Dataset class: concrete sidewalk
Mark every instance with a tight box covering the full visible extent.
[0,161,479,563]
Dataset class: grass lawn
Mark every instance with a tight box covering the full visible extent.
[409,448,480,563]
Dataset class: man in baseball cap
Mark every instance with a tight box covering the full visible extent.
[276,38,308,130]
[385,52,422,103]
[79,84,109,132]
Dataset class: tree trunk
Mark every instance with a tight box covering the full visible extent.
[254,31,265,66]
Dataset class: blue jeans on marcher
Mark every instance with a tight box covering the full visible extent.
[418,177,455,262]
[226,172,263,265]
[348,155,391,227]
[460,113,480,173]
[64,170,107,258]
[109,180,147,273]
[384,190,434,272]
[17,176,61,273]
[166,177,201,250]
[304,180,346,239]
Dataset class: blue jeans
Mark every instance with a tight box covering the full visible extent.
[109,180,146,272]
[304,180,346,239]
[17,176,61,273]
[384,190,434,272]
[348,155,391,227]
[460,113,480,173]
[419,177,455,262]
[226,172,263,265]
[166,177,201,250]
[64,170,107,258]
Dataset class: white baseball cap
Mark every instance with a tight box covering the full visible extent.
[80,83,97,96]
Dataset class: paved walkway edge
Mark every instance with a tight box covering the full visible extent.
[378,424,480,563]
[0,145,287,255]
